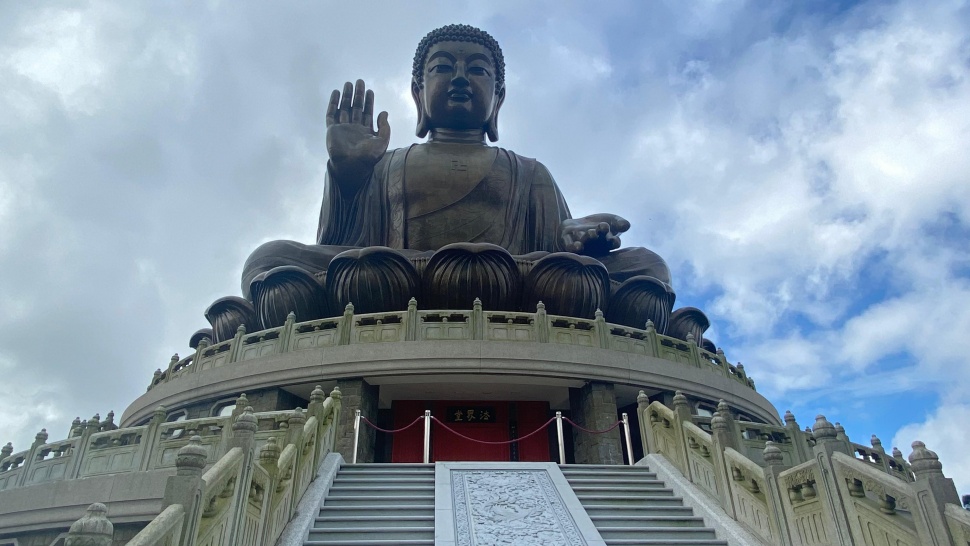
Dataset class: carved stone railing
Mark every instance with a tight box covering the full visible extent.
[149,300,754,392]
[0,386,341,546]
[638,391,965,545]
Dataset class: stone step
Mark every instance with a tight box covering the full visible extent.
[323,495,434,507]
[596,538,728,546]
[564,475,663,485]
[339,463,434,472]
[318,505,433,518]
[561,469,659,479]
[588,514,707,527]
[332,475,433,484]
[327,484,434,496]
[574,488,676,498]
[307,526,433,541]
[582,505,695,518]
[596,526,720,540]
[569,483,672,493]
[562,464,653,472]
[303,538,434,546]
[314,515,434,529]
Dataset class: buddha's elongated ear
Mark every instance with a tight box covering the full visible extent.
[411,80,430,138]
[485,85,506,142]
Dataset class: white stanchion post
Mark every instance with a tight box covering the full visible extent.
[352,409,361,464]
[423,410,431,464]
[556,411,566,465]
[622,412,634,466]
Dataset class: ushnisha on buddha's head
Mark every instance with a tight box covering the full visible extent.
[411,24,506,142]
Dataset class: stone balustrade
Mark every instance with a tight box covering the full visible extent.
[638,391,964,545]
[0,387,341,546]
[151,299,755,392]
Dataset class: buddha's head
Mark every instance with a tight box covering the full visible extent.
[411,24,506,141]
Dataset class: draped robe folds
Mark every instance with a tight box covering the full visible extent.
[317,145,569,253]
[241,144,669,298]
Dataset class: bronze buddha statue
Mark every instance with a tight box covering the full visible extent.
[203,24,708,348]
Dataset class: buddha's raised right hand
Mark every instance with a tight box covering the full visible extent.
[326,79,391,194]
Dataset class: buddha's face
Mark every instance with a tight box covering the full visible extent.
[415,40,503,134]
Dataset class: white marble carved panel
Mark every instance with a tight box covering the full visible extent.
[452,469,586,546]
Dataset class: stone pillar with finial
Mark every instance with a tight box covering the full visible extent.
[16,428,49,487]
[138,405,169,471]
[809,415,855,545]
[163,435,207,546]
[709,410,739,518]
[226,406,258,546]
[636,390,652,455]
[65,502,114,546]
[338,302,354,345]
[908,440,960,545]
[668,391,694,478]
[761,441,795,546]
[784,410,812,464]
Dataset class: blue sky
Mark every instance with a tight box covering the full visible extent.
[1,0,969,494]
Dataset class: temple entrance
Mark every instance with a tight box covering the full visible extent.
[389,400,551,462]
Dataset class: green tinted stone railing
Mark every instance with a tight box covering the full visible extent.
[153,299,755,392]
[637,392,963,546]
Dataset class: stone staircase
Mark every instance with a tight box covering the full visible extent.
[562,465,728,546]
[304,463,435,546]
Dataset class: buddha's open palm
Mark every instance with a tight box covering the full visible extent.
[326,80,390,192]
[560,214,630,257]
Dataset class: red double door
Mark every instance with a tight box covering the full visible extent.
[390,400,551,462]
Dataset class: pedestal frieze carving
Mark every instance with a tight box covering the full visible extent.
[452,469,585,546]
[609,275,676,333]
[667,306,710,343]
[325,246,420,314]
[204,296,258,343]
[250,265,330,330]
[523,253,610,319]
[422,243,521,311]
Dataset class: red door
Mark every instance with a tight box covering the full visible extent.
[389,400,551,462]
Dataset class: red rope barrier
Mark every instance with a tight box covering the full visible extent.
[360,415,424,434]
[562,416,622,434]
[430,416,557,445]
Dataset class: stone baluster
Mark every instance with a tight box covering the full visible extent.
[671,391,695,481]
[101,411,117,432]
[231,393,250,420]
[163,435,207,546]
[685,332,702,368]
[908,441,959,545]
[535,301,549,343]
[307,385,328,469]
[339,303,354,345]
[636,390,652,455]
[762,441,795,546]
[594,309,610,349]
[226,406,258,546]
[228,324,247,363]
[65,502,114,546]
[471,298,485,340]
[715,348,730,378]
[149,368,161,390]
[808,415,855,545]
[405,298,419,341]
[69,417,82,438]
[137,405,169,471]
[15,428,48,487]
[709,410,739,518]
[278,311,297,353]
[165,354,180,382]
[644,319,659,357]
[1,442,12,462]
[869,434,891,474]
[891,446,913,480]
[193,338,209,372]
[285,408,307,515]
[834,421,849,443]
[783,410,812,465]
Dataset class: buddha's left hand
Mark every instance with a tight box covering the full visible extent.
[560,214,630,257]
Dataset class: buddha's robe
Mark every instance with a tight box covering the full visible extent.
[241,145,668,298]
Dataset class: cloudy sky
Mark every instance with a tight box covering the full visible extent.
[2,0,969,492]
